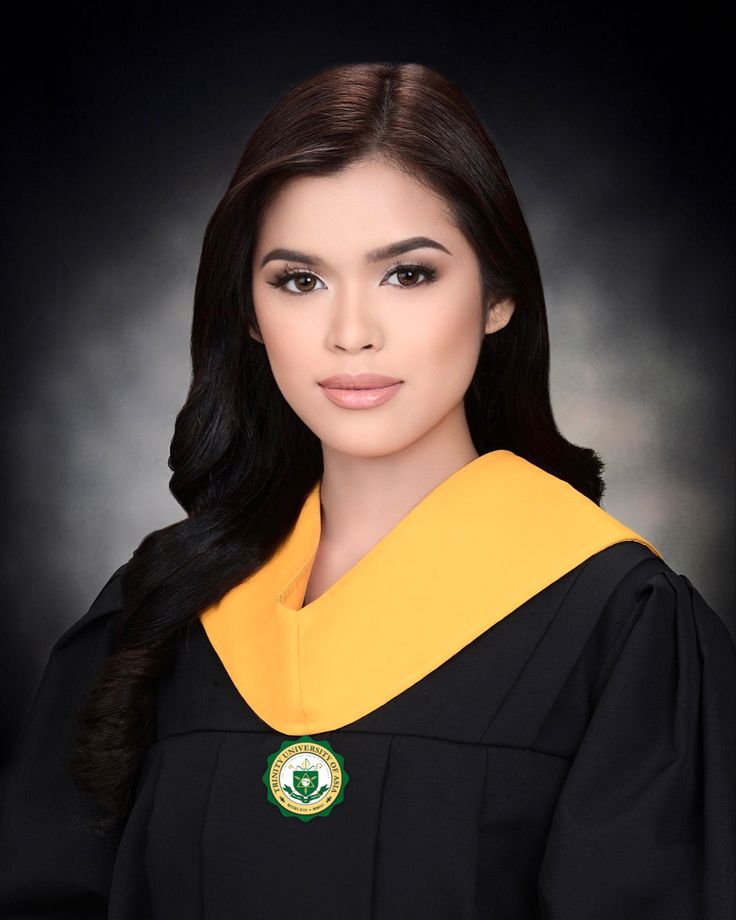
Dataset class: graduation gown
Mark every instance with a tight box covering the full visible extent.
[0,449,734,919]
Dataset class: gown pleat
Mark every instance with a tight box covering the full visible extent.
[1,544,734,919]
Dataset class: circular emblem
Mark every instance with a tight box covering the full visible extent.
[262,735,349,821]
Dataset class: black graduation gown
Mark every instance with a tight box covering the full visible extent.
[0,541,734,919]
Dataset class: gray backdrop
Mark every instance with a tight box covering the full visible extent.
[1,1,732,762]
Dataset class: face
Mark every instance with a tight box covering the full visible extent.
[250,157,514,460]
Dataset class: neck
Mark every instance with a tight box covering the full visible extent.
[318,426,479,553]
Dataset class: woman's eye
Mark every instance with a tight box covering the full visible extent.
[267,262,436,295]
[385,264,434,287]
[281,272,325,294]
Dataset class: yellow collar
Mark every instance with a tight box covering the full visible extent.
[200,449,661,735]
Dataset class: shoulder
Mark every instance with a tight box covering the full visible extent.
[581,541,735,665]
[52,559,131,655]
[11,560,133,755]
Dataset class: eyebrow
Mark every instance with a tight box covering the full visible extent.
[259,236,453,269]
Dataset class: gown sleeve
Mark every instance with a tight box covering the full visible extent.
[0,563,128,919]
[537,567,736,920]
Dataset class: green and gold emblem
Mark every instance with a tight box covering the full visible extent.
[262,735,349,821]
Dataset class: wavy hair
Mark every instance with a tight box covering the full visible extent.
[70,60,605,831]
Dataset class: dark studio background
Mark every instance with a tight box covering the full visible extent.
[1,1,733,767]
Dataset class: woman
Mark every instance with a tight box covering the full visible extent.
[0,62,733,919]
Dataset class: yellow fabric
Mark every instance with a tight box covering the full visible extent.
[199,449,662,736]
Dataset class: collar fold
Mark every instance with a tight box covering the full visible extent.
[200,449,661,735]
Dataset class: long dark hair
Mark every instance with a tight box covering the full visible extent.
[70,61,605,831]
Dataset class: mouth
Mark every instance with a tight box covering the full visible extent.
[318,380,403,409]
[319,383,398,390]
[317,373,403,389]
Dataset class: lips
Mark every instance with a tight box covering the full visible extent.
[319,380,402,409]
[318,372,402,389]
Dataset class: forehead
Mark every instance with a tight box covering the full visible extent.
[255,159,458,255]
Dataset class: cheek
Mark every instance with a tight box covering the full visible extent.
[407,304,482,384]
[256,311,311,380]
[267,345,307,400]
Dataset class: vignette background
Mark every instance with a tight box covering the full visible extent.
[1,0,732,763]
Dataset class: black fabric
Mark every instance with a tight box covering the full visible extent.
[0,543,734,919]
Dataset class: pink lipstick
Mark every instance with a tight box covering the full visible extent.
[318,372,403,410]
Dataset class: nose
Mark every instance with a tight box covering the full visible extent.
[324,291,383,353]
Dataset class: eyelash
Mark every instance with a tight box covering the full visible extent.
[265,260,438,294]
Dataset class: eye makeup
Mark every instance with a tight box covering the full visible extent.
[265,260,438,295]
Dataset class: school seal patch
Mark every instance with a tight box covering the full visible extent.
[262,735,349,821]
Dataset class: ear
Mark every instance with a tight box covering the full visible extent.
[484,297,515,335]
[248,326,264,344]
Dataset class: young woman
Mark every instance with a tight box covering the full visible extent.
[0,62,733,920]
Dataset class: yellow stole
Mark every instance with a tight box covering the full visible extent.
[200,449,661,736]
